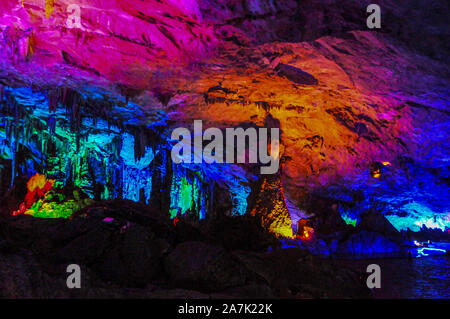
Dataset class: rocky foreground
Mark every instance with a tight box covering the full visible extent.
[0,200,371,299]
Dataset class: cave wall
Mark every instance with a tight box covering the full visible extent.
[0,0,448,236]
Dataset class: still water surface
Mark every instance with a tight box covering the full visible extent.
[336,255,450,298]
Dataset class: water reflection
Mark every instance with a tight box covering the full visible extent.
[335,255,450,298]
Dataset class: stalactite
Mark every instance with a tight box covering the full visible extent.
[45,0,55,20]
[0,85,250,222]
[10,132,16,188]
[48,90,58,113]
[48,116,56,134]
[133,128,147,162]
[0,84,5,102]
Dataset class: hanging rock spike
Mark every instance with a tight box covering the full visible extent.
[45,0,55,20]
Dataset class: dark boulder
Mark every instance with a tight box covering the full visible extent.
[164,241,247,292]
[200,215,278,251]
[304,197,349,235]
[234,247,369,298]
[173,219,204,243]
[92,224,168,286]
[275,63,319,85]
[212,283,275,299]
[56,223,115,264]
[1,215,37,248]
[119,225,169,284]
[356,209,400,238]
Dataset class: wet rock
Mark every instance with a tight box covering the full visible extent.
[164,241,247,292]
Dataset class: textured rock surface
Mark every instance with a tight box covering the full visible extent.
[164,241,247,291]
[0,204,370,298]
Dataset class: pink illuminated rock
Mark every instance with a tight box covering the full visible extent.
[0,0,218,89]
